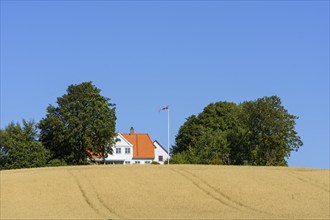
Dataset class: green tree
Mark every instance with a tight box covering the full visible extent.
[38,82,116,165]
[173,115,206,155]
[172,96,303,166]
[0,120,50,169]
[242,96,303,166]
[173,102,242,165]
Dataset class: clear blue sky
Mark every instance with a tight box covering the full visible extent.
[1,1,329,168]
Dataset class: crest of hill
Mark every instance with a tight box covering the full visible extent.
[1,165,329,219]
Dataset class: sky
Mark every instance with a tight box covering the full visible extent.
[1,1,329,168]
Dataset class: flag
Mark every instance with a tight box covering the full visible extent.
[159,106,169,112]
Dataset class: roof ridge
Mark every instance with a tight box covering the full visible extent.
[121,133,150,135]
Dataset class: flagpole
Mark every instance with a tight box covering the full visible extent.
[167,106,170,165]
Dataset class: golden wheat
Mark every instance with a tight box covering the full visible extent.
[1,165,329,219]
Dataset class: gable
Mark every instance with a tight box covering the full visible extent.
[153,140,168,154]
[116,133,133,147]
[88,133,133,159]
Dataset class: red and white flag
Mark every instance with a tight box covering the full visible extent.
[159,106,169,112]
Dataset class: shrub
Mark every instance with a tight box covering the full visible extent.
[0,120,50,170]
[47,159,67,167]
[169,152,190,164]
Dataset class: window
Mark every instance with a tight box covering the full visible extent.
[125,148,131,154]
[116,148,121,154]
[159,156,163,162]
[145,161,150,164]
[125,161,131,164]
[134,161,140,164]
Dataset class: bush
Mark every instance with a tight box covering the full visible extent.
[151,161,160,165]
[169,152,190,164]
[47,159,67,167]
[0,120,50,170]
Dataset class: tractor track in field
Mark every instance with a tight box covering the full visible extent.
[172,169,242,211]
[68,170,105,218]
[79,170,124,219]
[68,170,122,219]
[171,167,274,217]
[169,168,241,211]
[181,169,274,217]
[288,171,329,193]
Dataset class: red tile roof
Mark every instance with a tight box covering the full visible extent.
[86,149,104,159]
[121,133,155,159]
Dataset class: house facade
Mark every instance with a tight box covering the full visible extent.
[153,140,170,164]
[90,127,169,165]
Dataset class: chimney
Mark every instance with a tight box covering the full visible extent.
[130,127,134,135]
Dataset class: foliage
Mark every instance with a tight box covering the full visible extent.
[174,102,243,165]
[38,82,116,165]
[151,161,160,165]
[241,96,303,166]
[169,152,190,164]
[47,159,67,167]
[172,96,303,166]
[0,120,50,169]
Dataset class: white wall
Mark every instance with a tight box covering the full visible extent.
[131,159,153,164]
[107,133,133,163]
[92,134,133,164]
[153,141,170,164]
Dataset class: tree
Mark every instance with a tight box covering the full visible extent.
[0,120,50,169]
[173,102,243,165]
[172,96,303,166]
[242,96,303,166]
[38,82,116,165]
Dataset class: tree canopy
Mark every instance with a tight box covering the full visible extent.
[171,96,303,166]
[0,120,50,169]
[38,82,116,165]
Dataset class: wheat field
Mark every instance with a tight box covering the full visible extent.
[1,165,329,219]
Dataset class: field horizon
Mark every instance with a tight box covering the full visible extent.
[1,164,329,219]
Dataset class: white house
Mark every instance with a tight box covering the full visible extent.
[107,133,134,164]
[90,127,169,165]
[153,140,170,164]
